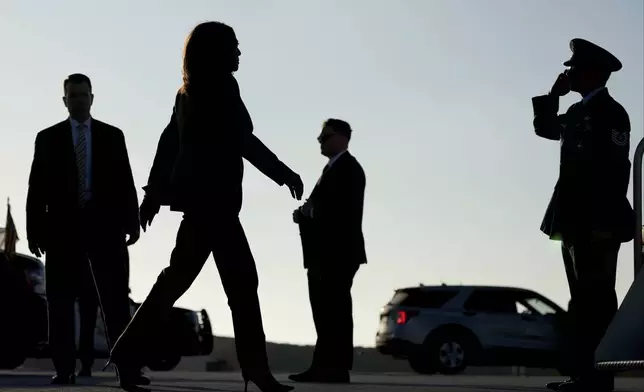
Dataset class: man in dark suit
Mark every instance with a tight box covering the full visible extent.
[26,73,145,385]
[532,39,634,392]
[289,119,367,384]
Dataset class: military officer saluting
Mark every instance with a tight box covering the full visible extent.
[532,38,634,392]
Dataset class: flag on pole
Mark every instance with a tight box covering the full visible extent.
[1,198,19,259]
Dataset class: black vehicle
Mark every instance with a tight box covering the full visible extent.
[0,250,213,371]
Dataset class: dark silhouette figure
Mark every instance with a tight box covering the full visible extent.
[25,73,147,386]
[107,22,303,392]
[289,119,366,384]
[0,252,34,367]
[532,39,634,392]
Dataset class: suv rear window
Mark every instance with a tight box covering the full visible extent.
[390,288,458,309]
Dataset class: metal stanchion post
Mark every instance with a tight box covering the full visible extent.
[594,137,644,372]
[632,137,644,276]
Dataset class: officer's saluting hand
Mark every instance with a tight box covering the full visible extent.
[550,70,571,97]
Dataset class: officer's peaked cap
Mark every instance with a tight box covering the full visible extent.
[563,38,622,72]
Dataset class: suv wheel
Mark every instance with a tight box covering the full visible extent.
[427,331,474,375]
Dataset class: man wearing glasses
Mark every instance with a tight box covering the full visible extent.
[290,119,367,384]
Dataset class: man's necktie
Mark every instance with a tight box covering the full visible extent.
[76,124,88,207]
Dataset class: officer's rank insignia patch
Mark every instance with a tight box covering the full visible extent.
[611,129,628,146]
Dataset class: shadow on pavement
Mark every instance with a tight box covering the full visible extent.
[0,373,52,388]
[142,376,547,392]
[0,374,233,391]
[0,373,549,392]
[143,385,235,392]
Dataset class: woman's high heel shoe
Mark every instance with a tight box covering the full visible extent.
[103,357,150,392]
[243,374,294,392]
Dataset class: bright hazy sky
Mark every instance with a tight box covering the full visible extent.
[1,1,642,347]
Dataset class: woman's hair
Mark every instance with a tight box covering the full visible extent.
[180,21,236,93]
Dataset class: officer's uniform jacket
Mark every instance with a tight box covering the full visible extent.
[532,88,634,243]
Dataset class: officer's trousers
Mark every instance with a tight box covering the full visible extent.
[561,236,619,385]
[112,213,271,375]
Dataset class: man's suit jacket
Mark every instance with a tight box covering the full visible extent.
[298,152,367,269]
[532,88,634,242]
[143,75,295,215]
[26,119,139,248]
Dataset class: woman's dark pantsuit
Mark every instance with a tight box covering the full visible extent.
[115,213,270,374]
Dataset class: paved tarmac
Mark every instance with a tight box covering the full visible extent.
[0,371,642,391]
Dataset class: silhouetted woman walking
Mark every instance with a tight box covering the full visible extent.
[105,21,303,392]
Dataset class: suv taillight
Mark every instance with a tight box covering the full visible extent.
[396,310,419,325]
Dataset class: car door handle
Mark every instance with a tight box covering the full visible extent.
[463,310,476,316]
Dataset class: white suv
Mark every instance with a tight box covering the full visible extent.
[376,285,569,375]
